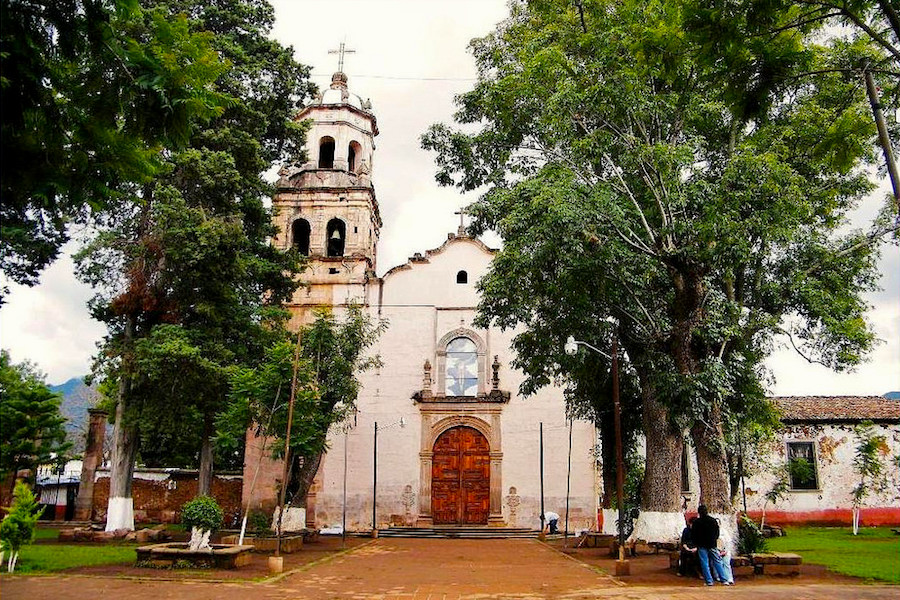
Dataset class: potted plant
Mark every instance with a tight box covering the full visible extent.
[181,495,224,552]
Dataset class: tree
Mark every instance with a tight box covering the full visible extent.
[850,420,888,534]
[0,351,70,487]
[683,0,900,207]
[0,0,228,299]
[218,307,384,517]
[0,481,42,572]
[75,0,313,531]
[423,0,888,539]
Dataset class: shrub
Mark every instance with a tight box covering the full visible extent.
[0,481,43,572]
[247,509,272,536]
[180,496,224,534]
[737,513,767,555]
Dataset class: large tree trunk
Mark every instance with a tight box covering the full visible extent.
[197,415,214,496]
[105,316,139,532]
[598,403,617,509]
[630,377,685,543]
[105,393,139,531]
[289,451,323,509]
[690,403,731,513]
[691,402,737,552]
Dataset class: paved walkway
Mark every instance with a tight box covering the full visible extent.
[2,538,897,599]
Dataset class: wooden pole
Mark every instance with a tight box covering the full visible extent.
[565,417,573,546]
[342,429,348,547]
[611,335,626,561]
[864,68,900,211]
[372,421,378,532]
[276,330,303,557]
[539,422,545,534]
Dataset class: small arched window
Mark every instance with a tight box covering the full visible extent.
[446,337,478,396]
[456,270,468,284]
[292,218,310,255]
[348,141,361,173]
[326,218,346,257]
[318,136,335,169]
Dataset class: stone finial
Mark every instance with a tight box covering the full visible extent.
[492,355,501,390]
[422,359,433,398]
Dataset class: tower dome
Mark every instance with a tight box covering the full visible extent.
[314,72,373,112]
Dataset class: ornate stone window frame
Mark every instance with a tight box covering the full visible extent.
[436,328,487,398]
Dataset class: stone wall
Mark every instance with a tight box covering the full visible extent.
[92,469,242,526]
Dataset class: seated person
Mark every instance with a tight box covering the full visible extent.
[678,517,698,577]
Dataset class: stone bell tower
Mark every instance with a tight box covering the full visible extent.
[273,68,380,326]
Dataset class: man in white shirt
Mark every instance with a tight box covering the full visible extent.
[543,511,560,534]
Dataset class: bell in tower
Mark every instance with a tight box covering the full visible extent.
[273,58,381,326]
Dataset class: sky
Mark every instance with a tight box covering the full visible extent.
[0,0,896,397]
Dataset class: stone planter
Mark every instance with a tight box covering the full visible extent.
[220,534,303,553]
[135,542,254,569]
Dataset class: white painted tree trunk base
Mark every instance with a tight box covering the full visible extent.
[852,507,860,535]
[105,496,135,532]
[272,507,306,533]
[600,509,618,535]
[629,511,686,544]
[189,527,212,552]
[712,511,738,555]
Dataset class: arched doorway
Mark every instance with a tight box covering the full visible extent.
[431,426,490,525]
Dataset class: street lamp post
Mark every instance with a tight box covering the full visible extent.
[372,416,406,535]
[566,326,630,573]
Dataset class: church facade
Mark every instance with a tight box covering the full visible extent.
[241,71,599,532]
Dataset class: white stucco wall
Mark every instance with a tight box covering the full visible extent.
[739,422,900,517]
[312,235,598,531]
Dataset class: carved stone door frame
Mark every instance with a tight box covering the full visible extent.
[416,405,505,527]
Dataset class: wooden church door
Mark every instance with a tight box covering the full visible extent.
[431,426,490,525]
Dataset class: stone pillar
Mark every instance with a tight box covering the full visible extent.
[488,451,505,526]
[74,409,107,521]
[416,451,434,527]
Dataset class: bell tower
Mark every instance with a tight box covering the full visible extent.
[273,69,380,326]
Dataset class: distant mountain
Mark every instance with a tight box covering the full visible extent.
[49,377,100,454]
[885,391,900,400]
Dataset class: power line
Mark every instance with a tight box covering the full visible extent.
[311,72,476,82]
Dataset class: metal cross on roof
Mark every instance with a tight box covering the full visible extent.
[328,41,356,73]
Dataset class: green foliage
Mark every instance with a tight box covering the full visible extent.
[0,482,42,554]
[851,420,888,506]
[180,495,224,533]
[0,351,70,479]
[247,509,272,536]
[0,0,229,298]
[767,526,900,583]
[737,513,767,555]
[217,306,384,504]
[766,464,793,507]
[423,0,886,510]
[75,0,314,474]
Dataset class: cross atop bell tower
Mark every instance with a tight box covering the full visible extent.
[328,41,356,73]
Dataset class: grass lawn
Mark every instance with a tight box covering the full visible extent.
[8,544,137,574]
[767,526,900,584]
[33,527,63,541]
